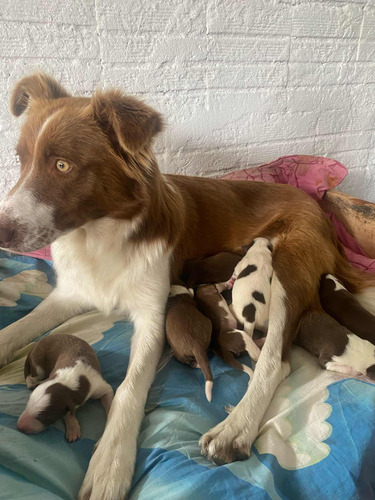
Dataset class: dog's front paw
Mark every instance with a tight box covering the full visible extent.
[199,416,255,465]
[79,434,134,500]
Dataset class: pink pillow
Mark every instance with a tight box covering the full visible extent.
[221,154,347,200]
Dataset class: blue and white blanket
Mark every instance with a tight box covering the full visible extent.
[0,250,374,499]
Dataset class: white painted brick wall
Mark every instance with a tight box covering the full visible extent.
[0,0,374,201]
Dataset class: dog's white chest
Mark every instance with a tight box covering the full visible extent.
[51,219,170,315]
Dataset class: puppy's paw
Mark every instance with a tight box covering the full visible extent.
[200,416,256,465]
[26,375,42,389]
[224,404,235,414]
[65,421,81,442]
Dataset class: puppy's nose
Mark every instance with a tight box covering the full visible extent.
[0,226,14,245]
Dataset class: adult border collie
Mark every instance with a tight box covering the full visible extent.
[1,74,374,499]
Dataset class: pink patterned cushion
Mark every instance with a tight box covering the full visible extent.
[221,154,347,200]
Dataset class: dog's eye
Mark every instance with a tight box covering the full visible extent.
[56,160,71,173]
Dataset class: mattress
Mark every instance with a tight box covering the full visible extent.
[1,249,374,499]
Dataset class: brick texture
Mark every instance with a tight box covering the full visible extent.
[0,0,374,201]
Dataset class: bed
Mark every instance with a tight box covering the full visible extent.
[1,156,375,499]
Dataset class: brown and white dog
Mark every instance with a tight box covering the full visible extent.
[1,73,375,498]
[18,334,113,442]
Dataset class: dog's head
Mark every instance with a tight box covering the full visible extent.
[0,73,163,252]
[17,373,90,434]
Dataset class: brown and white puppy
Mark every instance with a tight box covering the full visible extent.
[18,334,113,442]
[166,285,214,401]
[182,252,243,288]
[296,311,375,379]
[1,73,375,496]
[319,274,375,346]
[195,284,255,378]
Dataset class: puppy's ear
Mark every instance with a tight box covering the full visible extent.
[92,89,163,154]
[241,239,256,254]
[11,73,70,117]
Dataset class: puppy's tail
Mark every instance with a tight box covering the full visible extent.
[194,350,213,402]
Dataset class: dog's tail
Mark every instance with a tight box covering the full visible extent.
[194,350,213,402]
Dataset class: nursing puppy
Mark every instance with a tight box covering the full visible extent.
[296,311,375,379]
[1,73,375,497]
[166,285,214,401]
[18,334,113,442]
[182,252,243,288]
[319,274,375,345]
[195,284,258,377]
[227,238,273,340]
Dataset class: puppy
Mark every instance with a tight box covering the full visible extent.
[182,252,243,288]
[227,237,273,340]
[296,311,375,379]
[166,285,214,401]
[17,334,114,442]
[195,284,255,378]
[319,274,375,345]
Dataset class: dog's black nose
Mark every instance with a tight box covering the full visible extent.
[0,226,14,245]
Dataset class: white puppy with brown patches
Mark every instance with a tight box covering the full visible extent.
[225,238,273,354]
[18,334,113,442]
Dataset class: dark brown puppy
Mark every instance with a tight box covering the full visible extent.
[166,285,214,401]
[182,252,243,288]
[195,284,254,379]
[319,273,375,345]
[296,310,375,378]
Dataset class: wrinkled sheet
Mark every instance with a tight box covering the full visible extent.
[0,250,374,499]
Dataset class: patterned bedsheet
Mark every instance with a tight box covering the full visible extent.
[0,250,374,499]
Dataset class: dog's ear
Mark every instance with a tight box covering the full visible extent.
[92,89,163,154]
[11,73,70,117]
